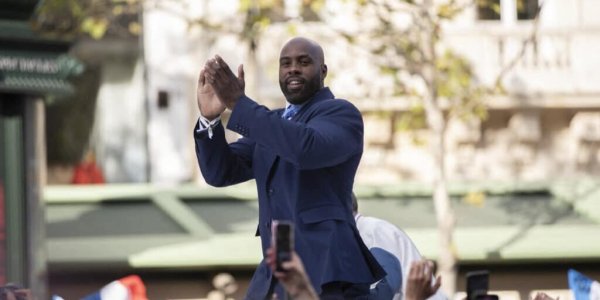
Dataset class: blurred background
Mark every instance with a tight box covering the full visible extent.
[1,0,599,299]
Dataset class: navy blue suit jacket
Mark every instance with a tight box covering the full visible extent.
[194,87,385,299]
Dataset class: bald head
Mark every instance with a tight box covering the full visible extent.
[280,37,325,65]
[279,37,328,104]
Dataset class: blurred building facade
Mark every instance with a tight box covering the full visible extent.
[422,0,600,183]
[56,0,600,185]
[37,0,597,186]
[79,0,597,185]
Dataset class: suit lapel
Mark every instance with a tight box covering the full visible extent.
[260,87,334,181]
[292,87,334,122]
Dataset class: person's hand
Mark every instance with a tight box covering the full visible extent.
[197,67,226,120]
[204,55,245,110]
[405,260,442,300]
[266,247,318,300]
[0,284,33,300]
[532,292,557,300]
[14,289,33,300]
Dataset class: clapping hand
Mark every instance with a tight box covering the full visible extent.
[203,55,245,110]
[197,67,226,120]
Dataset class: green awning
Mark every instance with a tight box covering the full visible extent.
[0,49,84,97]
[0,74,74,96]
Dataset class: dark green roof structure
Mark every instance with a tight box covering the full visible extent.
[44,179,600,271]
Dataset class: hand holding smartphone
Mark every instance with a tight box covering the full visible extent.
[272,220,294,272]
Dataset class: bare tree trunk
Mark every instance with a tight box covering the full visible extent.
[428,106,457,298]
[245,40,261,101]
[420,0,458,297]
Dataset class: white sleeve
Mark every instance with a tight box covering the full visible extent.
[359,217,448,300]
[196,115,221,139]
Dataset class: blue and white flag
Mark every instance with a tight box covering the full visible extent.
[568,269,600,300]
[81,275,148,300]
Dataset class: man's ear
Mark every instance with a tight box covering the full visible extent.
[321,64,328,80]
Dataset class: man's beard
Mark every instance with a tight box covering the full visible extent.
[280,76,322,105]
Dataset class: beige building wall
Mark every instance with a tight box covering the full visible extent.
[141,0,600,185]
[322,0,600,184]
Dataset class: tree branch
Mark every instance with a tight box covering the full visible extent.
[492,0,545,92]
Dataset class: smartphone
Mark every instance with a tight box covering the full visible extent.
[466,270,489,300]
[272,220,294,272]
[475,295,499,300]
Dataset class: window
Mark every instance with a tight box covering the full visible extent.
[517,0,539,20]
[477,0,539,21]
[477,0,501,20]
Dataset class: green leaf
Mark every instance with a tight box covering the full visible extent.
[397,104,427,132]
[112,5,124,15]
[81,17,109,39]
[257,0,277,9]
[379,66,397,76]
[491,3,501,14]
[310,0,325,12]
[128,21,141,35]
[286,23,298,35]
[239,0,252,12]
[437,3,462,19]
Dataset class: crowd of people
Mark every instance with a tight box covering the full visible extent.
[265,244,442,300]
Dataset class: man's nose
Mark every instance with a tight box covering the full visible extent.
[287,63,301,74]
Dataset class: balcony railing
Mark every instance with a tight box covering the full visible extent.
[445,26,600,95]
